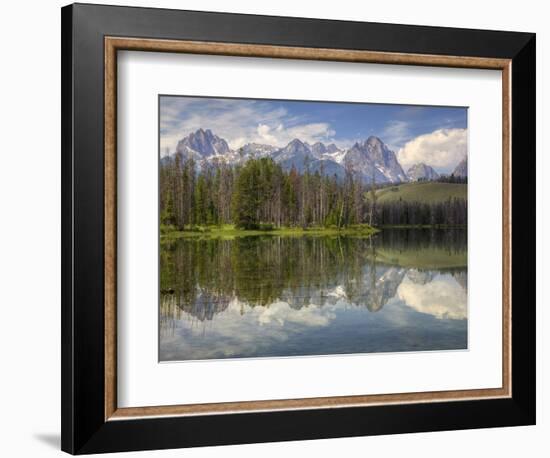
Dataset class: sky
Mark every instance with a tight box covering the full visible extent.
[160,95,468,173]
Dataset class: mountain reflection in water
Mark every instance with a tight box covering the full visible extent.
[160,228,467,361]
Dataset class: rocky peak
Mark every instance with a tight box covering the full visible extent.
[176,128,231,157]
[343,136,407,183]
[407,163,440,181]
[326,143,340,154]
[453,157,468,177]
[311,142,328,156]
[286,138,308,151]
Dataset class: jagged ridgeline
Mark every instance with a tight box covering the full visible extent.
[161,128,409,182]
[160,128,467,229]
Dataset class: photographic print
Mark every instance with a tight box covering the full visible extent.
[159,96,468,362]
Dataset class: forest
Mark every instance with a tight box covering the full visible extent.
[160,156,467,231]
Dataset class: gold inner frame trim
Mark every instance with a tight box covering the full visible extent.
[104,36,512,421]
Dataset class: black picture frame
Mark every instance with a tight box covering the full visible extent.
[61,3,536,454]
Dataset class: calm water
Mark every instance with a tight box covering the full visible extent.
[159,228,467,361]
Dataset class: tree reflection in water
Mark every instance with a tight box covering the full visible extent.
[160,228,467,361]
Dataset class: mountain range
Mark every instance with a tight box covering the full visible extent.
[165,128,466,183]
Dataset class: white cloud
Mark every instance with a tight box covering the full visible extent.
[397,128,467,173]
[257,301,335,327]
[159,97,336,154]
[255,123,278,146]
[397,274,467,320]
[160,297,339,359]
[228,121,335,150]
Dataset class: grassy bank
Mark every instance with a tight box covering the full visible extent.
[161,223,379,240]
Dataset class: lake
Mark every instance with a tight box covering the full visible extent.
[159,228,467,361]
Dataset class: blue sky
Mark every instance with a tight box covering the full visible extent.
[160,95,468,173]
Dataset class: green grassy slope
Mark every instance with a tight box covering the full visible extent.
[376,182,467,204]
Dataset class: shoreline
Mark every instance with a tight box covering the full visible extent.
[161,224,467,240]
[161,224,379,240]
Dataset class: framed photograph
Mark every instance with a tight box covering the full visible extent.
[61,3,536,454]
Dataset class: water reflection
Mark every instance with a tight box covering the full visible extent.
[160,229,467,361]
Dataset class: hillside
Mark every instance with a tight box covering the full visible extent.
[376,182,467,204]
